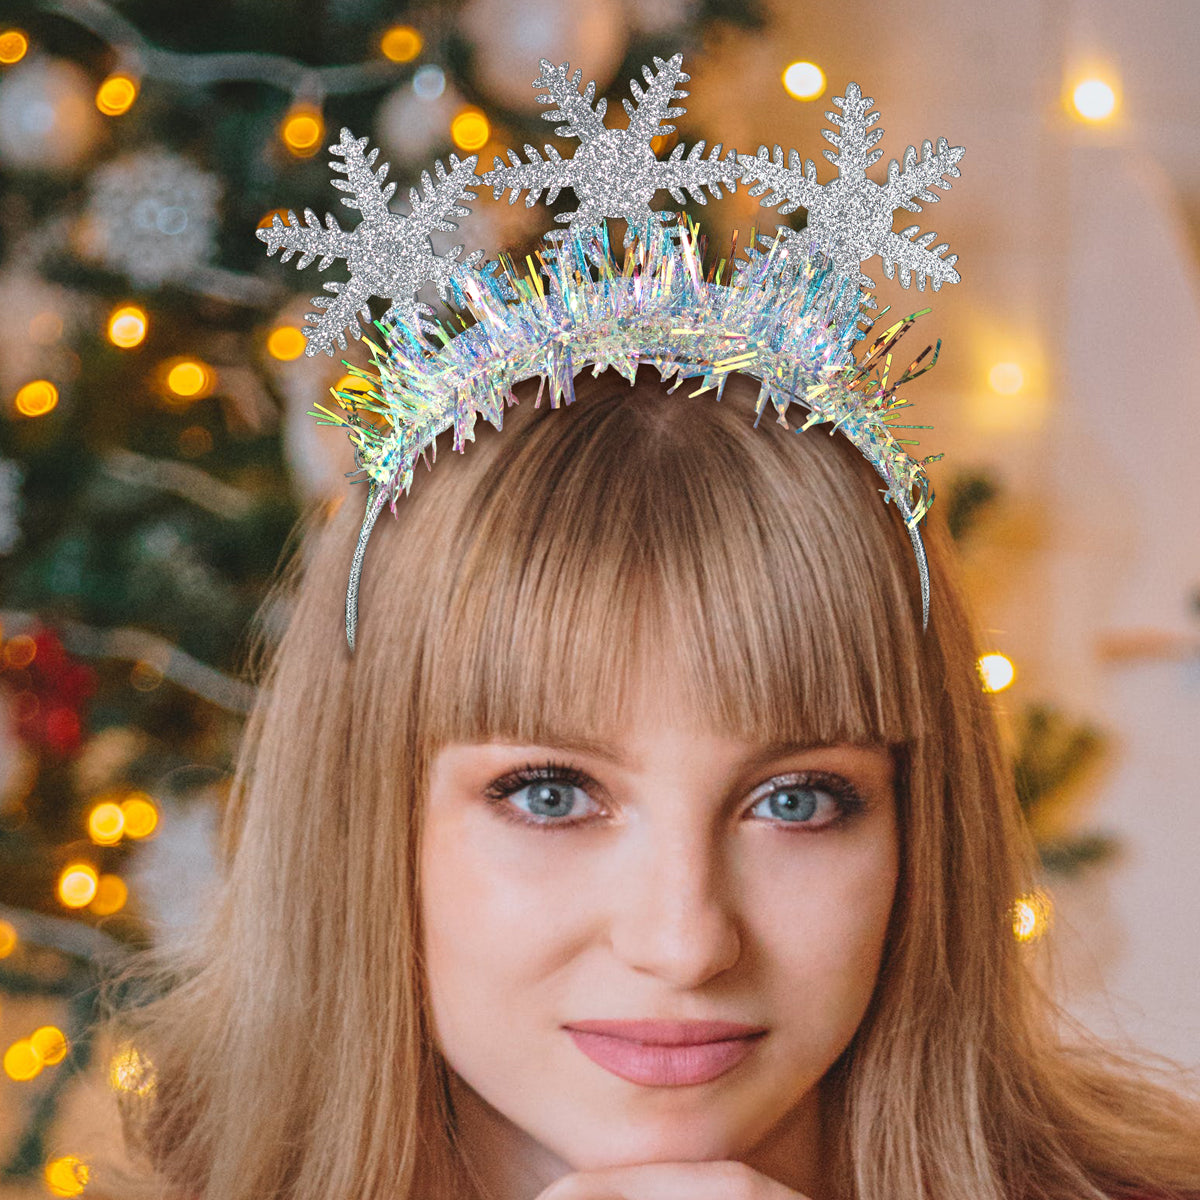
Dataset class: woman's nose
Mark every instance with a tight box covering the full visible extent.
[606,831,743,988]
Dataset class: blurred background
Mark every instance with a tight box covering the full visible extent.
[0,0,1197,1194]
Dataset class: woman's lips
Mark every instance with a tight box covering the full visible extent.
[566,1028,766,1086]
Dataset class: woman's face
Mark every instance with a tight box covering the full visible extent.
[420,672,899,1193]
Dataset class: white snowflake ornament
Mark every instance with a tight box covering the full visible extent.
[480,54,742,255]
[738,82,963,328]
[257,129,495,356]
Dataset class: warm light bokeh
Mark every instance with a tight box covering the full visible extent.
[987,361,1024,395]
[978,652,1016,693]
[90,873,129,915]
[281,105,325,156]
[1072,77,1118,121]
[108,304,148,348]
[14,379,59,417]
[44,1155,89,1197]
[380,24,422,63]
[0,28,28,64]
[30,1025,68,1065]
[782,60,825,100]
[57,863,99,908]
[3,1039,41,1081]
[267,324,307,360]
[96,72,138,116]
[451,107,490,152]
[121,792,159,838]
[165,358,215,400]
[88,799,126,844]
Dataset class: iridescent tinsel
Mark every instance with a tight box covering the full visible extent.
[316,214,944,648]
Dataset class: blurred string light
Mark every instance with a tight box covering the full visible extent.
[281,102,325,157]
[267,324,307,360]
[107,304,148,348]
[88,798,126,844]
[121,790,159,837]
[44,1155,89,1197]
[96,70,138,115]
[380,24,423,64]
[1072,77,1118,122]
[451,106,490,152]
[988,361,1024,395]
[782,60,825,100]
[0,28,29,64]
[163,357,215,401]
[1012,889,1054,943]
[14,380,59,417]
[90,873,128,915]
[4,1026,68,1082]
[58,863,99,908]
[0,919,17,958]
[87,789,158,841]
[28,0,408,96]
[978,651,1016,693]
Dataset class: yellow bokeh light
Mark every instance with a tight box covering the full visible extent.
[165,359,214,400]
[88,800,126,844]
[45,1155,90,1197]
[451,107,490,152]
[96,72,138,116]
[14,379,59,417]
[1072,78,1117,122]
[782,60,825,100]
[381,24,423,63]
[267,324,307,360]
[4,1039,42,1081]
[977,652,1016,693]
[3,634,36,668]
[1012,888,1054,943]
[0,919,17,958]
[121,793,159,838]
[58,863,99,909]
[90,873,129,916]
[335,372,373,397]
[0,29,29,64]
[110,1042,157,1096]
[282,105,325,157]
[30,1025,68,1065]
[107,304,148,349]
[988,361,1024,395]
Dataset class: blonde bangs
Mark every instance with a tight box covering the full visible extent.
[400,367,932,759]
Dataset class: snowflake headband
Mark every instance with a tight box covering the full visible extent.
[257,54,965,651]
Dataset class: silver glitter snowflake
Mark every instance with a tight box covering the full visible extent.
[256,128,493,356]
[480,54,742,254]
[84,149,221,287]
[737,82,963,328]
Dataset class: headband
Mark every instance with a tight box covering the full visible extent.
[257,53,965,650]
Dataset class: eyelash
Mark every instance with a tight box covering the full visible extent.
[481,758,869,833]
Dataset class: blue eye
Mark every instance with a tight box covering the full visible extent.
[483,760,598,826]
[748,782,855,826]
[483,761,868,832]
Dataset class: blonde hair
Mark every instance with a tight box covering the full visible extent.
[90,368,1200,1200]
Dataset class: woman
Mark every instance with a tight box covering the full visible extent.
[92,367,1200,1200]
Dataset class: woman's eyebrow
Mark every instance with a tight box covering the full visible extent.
[504,736,827,772]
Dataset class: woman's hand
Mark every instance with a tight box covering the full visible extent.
[533,1159,814,1199]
